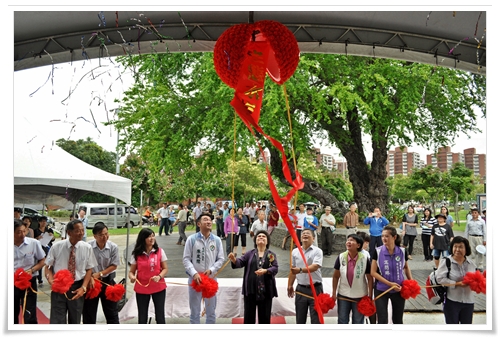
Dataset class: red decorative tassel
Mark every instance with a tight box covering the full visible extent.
[105,283,126,302]
[85,279,102,299]
[51,269,74,294]
[357,296,376,317]
[463,270,486,294]
[14,268,32,290]
[190,274,219,299]
[317,293,335,313]
[400,279,421,299]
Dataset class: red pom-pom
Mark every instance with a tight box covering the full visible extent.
[317,293,335,313]
[400,279,421,300]
[190,274,219,299]
[14,268,32,290]
[483,270,486,278]
[105,283,126,302]
[357,296,376,317]
[463,270,486,294]
[52,269,74,294]
[85,279,102,299]
[213,20,300,89]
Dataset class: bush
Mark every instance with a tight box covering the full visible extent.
[48,210,73,218]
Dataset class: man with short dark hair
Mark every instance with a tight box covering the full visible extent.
[318,206,335,257]
[287,229,324,324]
[464,208,486,272]
[82,224,120,324]
[363,207,389,258]
[156,202,170,236]
[183,214,224,324]
[45,220,97,324]
[14,219,46,324]
[78,208,89,242]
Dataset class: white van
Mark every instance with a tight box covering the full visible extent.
[77,203,141,229]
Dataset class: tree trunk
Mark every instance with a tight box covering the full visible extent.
[267,147,348,216]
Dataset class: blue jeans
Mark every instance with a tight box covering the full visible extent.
[188,276,217,324]
[432,249,450,259]
[337,294,365,324]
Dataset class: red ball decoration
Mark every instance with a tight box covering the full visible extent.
[213,20,300,89]
[52,269,74,294]
[400,279,421,300]
[105,283,126,302]
[463,270,486,294]
[14,268,32,290]
[85,279,102,299]
[190,274,219,299]
[357,295,376,317]
[317,293,335,313]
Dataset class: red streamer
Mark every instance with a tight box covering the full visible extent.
[190,274,219,299]
[463,270,486,294]
[105,283,126,302]
[400,279,421,300]
[357,296,376,317]
[85,279,102,299]
[52,269,74,294]
[213,20,326,322]
[14,268,32,290]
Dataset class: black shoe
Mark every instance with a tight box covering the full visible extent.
[166,234,170,236]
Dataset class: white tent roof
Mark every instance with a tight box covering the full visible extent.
[14,124,132,207]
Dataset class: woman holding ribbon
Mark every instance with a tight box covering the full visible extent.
[228,230,279,324]
[370,225,413,324]
[128,228,168,324]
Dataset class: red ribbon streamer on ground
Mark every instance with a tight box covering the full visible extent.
[229,38,324,323]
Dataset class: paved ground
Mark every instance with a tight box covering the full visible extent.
[33,224,488,325]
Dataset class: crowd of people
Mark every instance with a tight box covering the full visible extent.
[14,201,486,325]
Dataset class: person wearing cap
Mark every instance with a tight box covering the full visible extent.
[318,206,335,257]
[464,208,486,272]
[287,229,324,324]
[303,207,319,246]
[183,213,224,324]
[430,213,455,270]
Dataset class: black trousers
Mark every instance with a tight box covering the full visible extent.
[136,289,166,324]
[243,294,273,324]
[14,276,38,324]
[320,227,333,255]
[421,234,432,260]
[82,277,119,324]
[295,283,323,324]
[369,236,383,258]
[50,279,85,324]
[159,218,170,236]
[374,288,406,324]
[403,234,416,255]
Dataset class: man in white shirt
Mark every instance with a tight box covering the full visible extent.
[318,206,336,257]
[156,202,171,236]
[193,202,203,222]
[250,210,267,237]
[295,204,307,246]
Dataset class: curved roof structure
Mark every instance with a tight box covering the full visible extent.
[14,10,486,74]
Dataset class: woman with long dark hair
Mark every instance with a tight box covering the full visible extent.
[401,205,418,260]
[371,226,413,324]
[128,228,168,324]
[420,208,436,262]
[441,206,454,228]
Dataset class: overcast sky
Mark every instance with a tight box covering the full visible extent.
[13,58,486,164]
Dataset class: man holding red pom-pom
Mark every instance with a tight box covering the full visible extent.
[45,219,97,324]
[183,214,224,324]
[82,223,120,324]
[14,219,46,324]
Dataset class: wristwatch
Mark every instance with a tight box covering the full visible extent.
[99,272,103,277]
[82,286,87,293]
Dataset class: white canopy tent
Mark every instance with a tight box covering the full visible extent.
[14,120,132,208]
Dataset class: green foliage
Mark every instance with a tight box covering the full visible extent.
[110,52,485,213]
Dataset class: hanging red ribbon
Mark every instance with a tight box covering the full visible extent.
[214,20,324,323]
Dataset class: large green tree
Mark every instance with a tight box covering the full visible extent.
[111,52,485,214]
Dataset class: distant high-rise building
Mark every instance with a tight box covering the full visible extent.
[464,148,486,183]
[426,146,464,172]
[386,147,423,177]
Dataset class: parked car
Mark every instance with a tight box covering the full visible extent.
[76,203,142,229]
[19,207,55,226]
